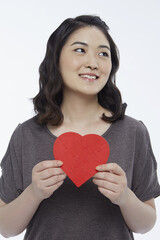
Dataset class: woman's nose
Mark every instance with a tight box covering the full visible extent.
[84,54,98,70]
[85,64,98,70]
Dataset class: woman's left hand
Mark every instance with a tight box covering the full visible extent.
[93,163,128,206]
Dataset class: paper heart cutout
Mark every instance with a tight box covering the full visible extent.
[53,132,110,187]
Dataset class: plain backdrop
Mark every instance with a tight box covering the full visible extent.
[0,0,160,239]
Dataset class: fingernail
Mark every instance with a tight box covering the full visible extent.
[96,166,101,170]
[57,161,63,166]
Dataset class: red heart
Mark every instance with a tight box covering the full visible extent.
[53,132,110,187]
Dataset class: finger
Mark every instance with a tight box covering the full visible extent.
[39,167,66,180]
[34,160,63,172]
[47,180,64,193]
[93,172,119,184]
[98,186,116,199]
[96,163,124,176]
[43,174,67,187]
[93,178,118,192]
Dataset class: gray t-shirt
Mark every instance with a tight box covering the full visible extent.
[0,115,160,240]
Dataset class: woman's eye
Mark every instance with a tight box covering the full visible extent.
[74,48,85,53]
[99,52,109,57]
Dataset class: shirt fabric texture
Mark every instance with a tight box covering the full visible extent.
[0,115,160,240]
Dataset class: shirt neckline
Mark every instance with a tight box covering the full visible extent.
[43,121,115,140]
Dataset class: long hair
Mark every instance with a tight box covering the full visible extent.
[33,15,127,125]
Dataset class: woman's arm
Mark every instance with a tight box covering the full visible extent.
[0,185,41,237]
[93,163,156,233]
[119,190,156,233]
[0,160,66,238]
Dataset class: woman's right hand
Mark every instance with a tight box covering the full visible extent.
[31,160,66,202]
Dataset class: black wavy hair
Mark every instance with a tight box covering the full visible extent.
[33,15,127,125]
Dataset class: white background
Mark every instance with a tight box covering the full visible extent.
[0,0,160,239]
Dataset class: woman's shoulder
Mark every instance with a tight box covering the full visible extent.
[116,115,150,141]
[118,115,147,130]
[11,116,43,141]
[17,115,40,128]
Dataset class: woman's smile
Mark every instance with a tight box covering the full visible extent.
[79,73,99,82]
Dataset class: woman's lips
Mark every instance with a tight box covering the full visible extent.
[79,74,99,81]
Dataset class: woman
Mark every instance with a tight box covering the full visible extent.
[0,15,160,240]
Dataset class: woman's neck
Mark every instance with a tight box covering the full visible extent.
[61,91,103,125]
[47,91,112,137]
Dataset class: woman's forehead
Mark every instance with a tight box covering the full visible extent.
[65,26,110,46]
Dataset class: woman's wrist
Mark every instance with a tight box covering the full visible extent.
[25,184,43,205]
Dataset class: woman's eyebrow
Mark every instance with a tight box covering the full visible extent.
[71,41,88,46]
[71,41,110,51]
[98,45,110,51]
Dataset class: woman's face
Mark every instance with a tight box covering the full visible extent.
[59,26,112,96]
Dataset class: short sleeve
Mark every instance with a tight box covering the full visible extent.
[0,125,23,203]
[131,122,160,202]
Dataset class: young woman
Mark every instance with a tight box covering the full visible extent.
[0,15,160,240]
